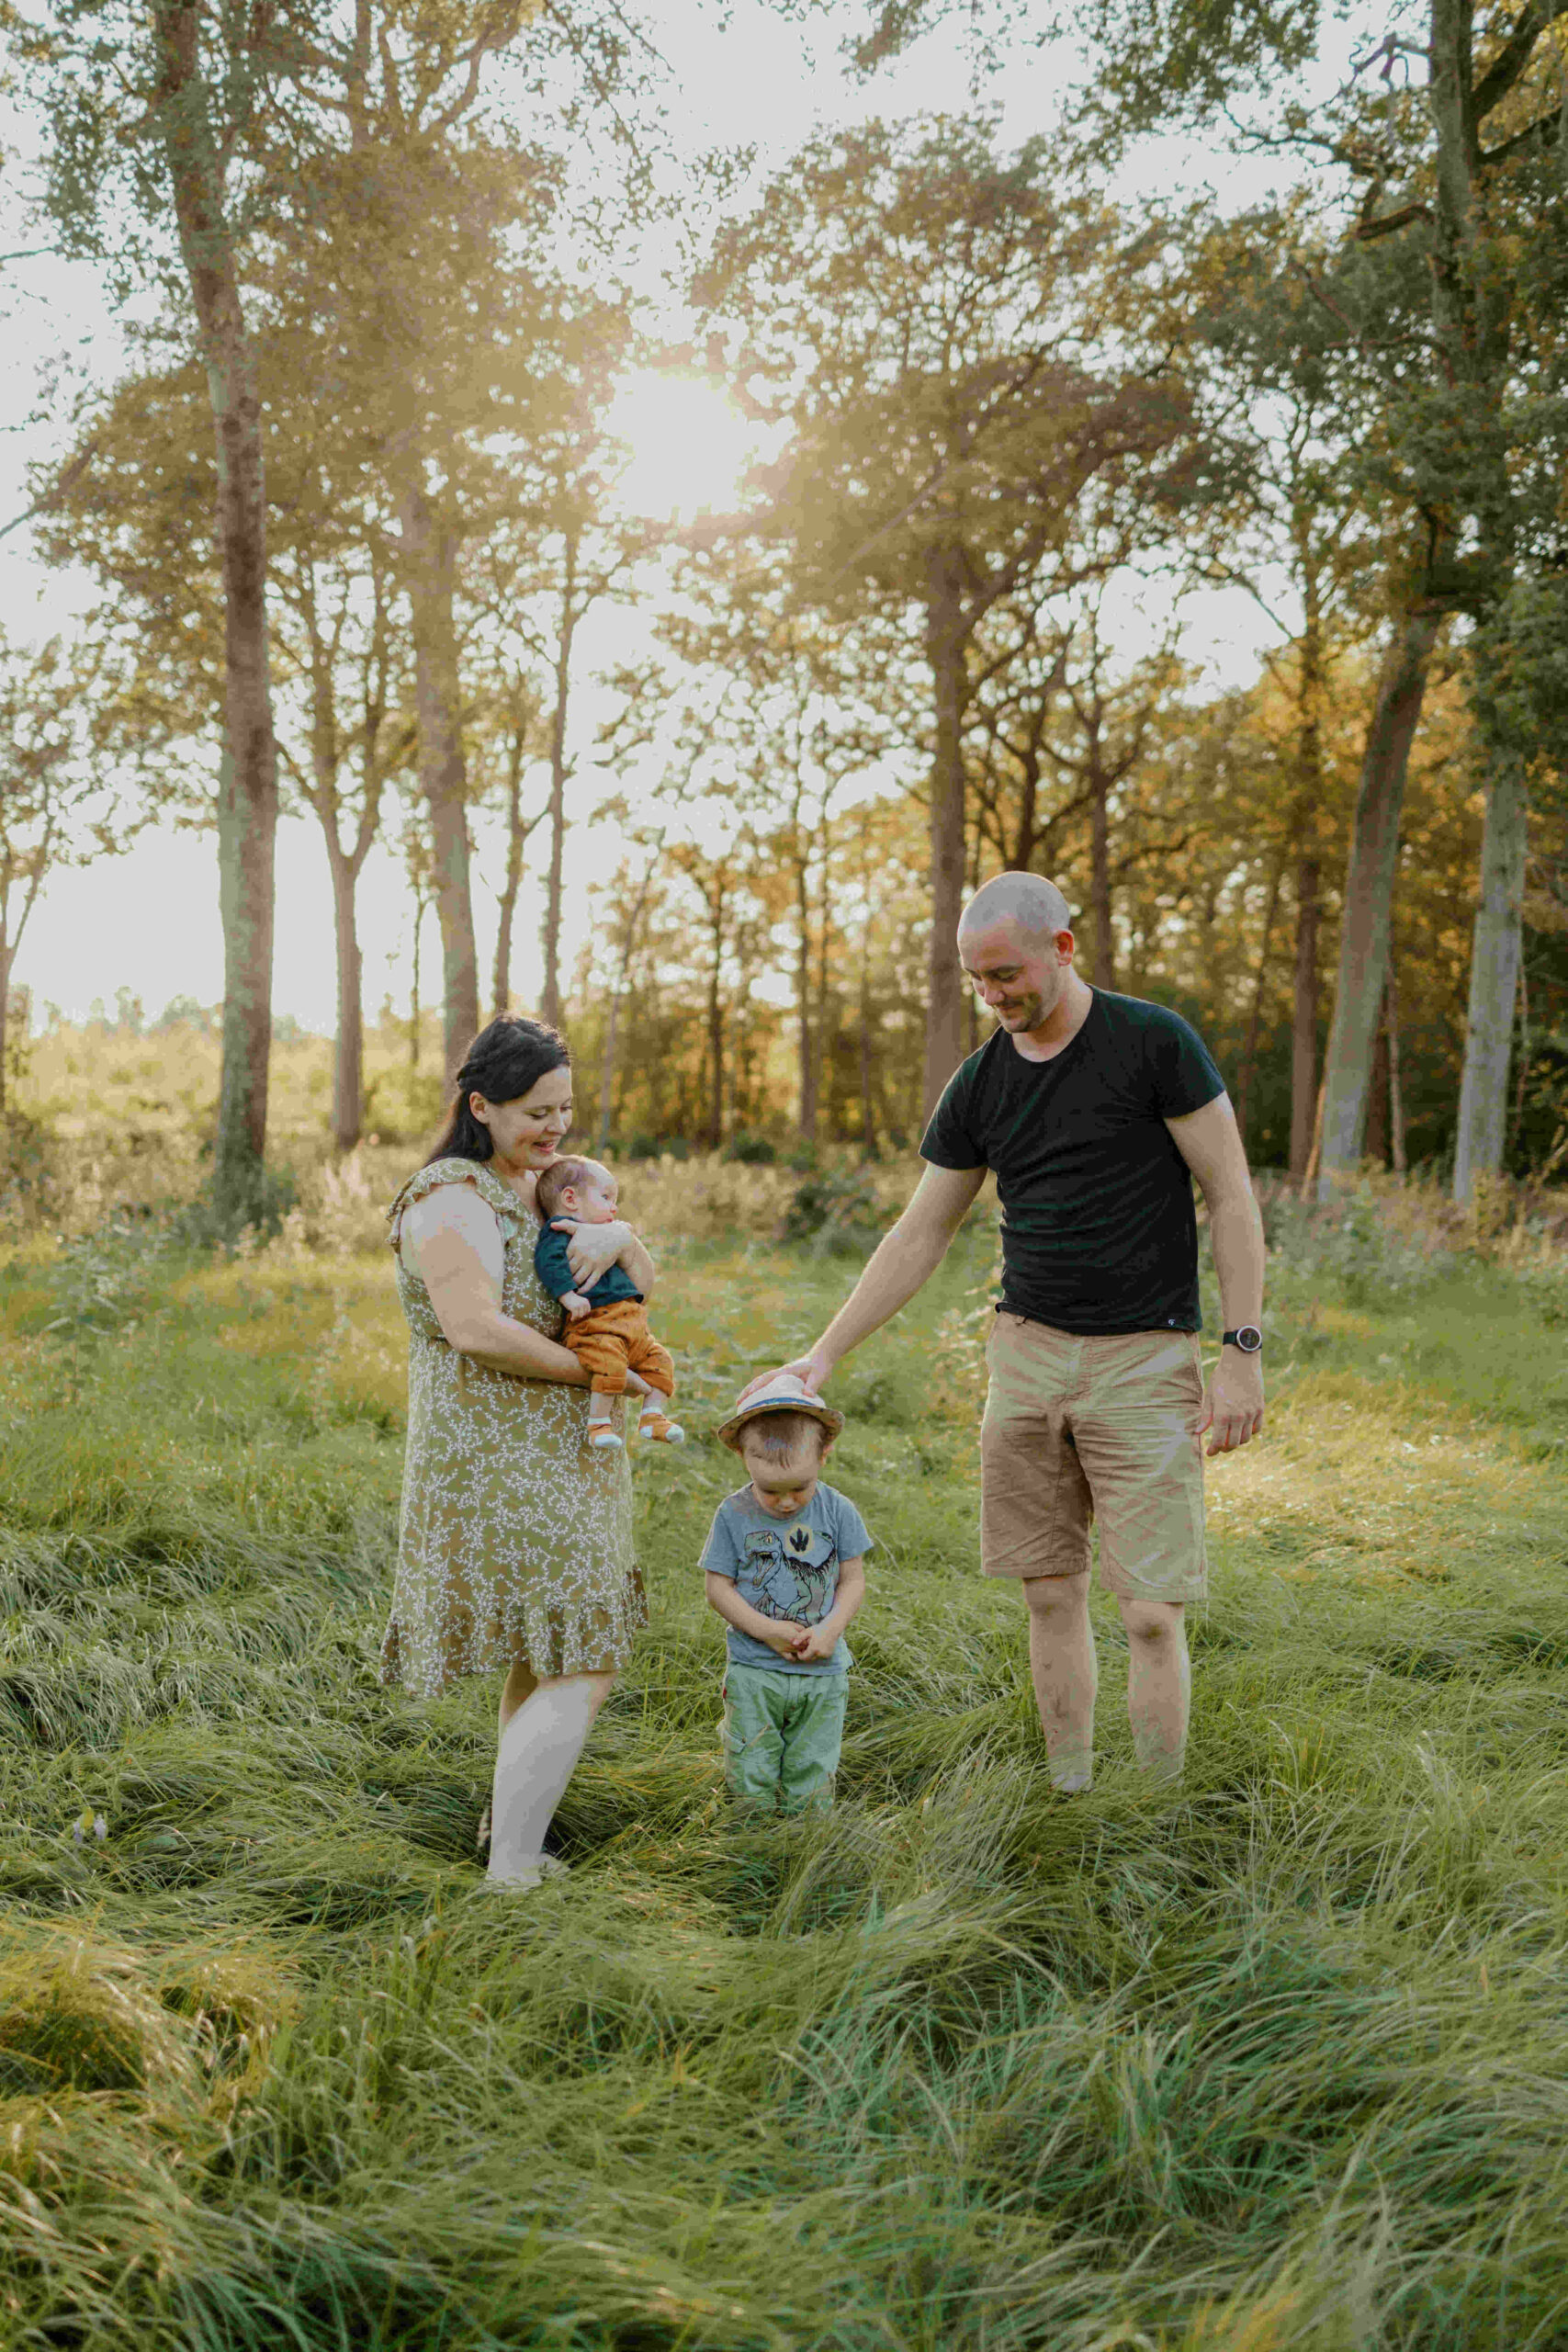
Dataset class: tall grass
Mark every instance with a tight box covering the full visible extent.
[0,1162,1565,2345]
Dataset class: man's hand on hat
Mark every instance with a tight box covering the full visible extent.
[738,1351,832,1406]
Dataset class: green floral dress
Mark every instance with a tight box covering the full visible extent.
[379,1159,645,1702]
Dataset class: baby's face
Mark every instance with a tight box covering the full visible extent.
[741,1442,822,1520]
[564,1171,619,1224]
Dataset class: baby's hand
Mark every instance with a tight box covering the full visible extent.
[562,1293,591,1322]
[791,1624,838,1663]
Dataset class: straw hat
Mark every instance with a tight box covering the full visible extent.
[716,1372,845,1453]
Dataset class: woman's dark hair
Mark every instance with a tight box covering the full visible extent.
[423,1015,570,1166]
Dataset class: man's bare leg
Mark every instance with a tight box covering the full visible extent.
[1118,1597,1189,1781]
[1022,1572,1097,1792]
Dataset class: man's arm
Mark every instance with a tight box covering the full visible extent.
[1166,1093,1266,1455]
[739,1161,987,1399]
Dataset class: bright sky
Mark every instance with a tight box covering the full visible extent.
[0,3,1354,1034]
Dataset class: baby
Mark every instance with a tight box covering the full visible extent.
[533,1155,682,1452]
[702,1375,872,1814]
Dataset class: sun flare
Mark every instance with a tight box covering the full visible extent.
[606,370,755,524]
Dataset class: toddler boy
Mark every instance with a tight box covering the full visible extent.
[703,1374,872,1813]
[534,1156,683,1451]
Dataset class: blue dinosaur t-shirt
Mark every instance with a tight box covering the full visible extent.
[701,1481,874,1676]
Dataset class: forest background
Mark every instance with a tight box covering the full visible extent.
[0,0,1564,1221]
[2,8,1568,2344]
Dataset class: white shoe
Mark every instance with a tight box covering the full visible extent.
[588,1426,624,1451]
[480,1855,571,1893]
[637,1412,685,1444]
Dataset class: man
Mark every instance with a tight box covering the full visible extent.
[744,870,1264,1790]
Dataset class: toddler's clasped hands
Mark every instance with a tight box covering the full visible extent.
[758,1617,837,1665]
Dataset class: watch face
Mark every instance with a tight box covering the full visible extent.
[1235,1326,1263,1352]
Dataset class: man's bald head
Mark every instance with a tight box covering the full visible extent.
[957,871,1080,1041]
[959,871,1073,943]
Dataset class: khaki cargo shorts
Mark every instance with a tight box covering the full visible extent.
[980,1312,1207,1603]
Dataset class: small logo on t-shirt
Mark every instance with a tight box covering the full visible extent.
[784,1521,816,1556]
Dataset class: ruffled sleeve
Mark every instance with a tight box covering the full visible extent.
[387,1158,529,1248]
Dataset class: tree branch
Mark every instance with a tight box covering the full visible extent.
[1472,0,1568,119]
[1480,101,1564,165]
[0,443,100,542]
[1354,198,1433,241]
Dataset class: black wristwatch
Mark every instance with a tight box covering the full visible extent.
[1222,1327,1264,1353]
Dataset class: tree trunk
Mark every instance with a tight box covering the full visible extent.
[1317,609,1439,1198]
[326,842,364,1152]
[409,891,427,1070]
[0,921,10,1118]
[400,484,478,1080]
[596,842,661,1151]
[540,529,578,1031]
[706,925,725,1150]
[1235,857,1283,1149]
[859,941,875,1155]
[1365,1007,1390,1167]
[492,726,532,1016]
[154,0,279,1225]
[814,827,834,1130]
[795,844,816,1142]
[1508,956,1529,1163]
[1289,855,1320,1180]
[1453,749,1529,1202]
[1387,967,1407,1176]
[597,983,625,1152]
[1288,563,1327,1184]
[492,869,518,1019]
[922,548,969,1116]
[1089,763,1115,989]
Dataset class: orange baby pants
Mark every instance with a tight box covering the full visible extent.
[564,1297,675,1397]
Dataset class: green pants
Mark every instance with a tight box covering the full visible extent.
[722,1663,849,1813]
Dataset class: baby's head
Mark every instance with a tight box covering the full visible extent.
[536,1154,619,1225]
[737,1410,833,1520]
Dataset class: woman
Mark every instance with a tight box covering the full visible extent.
[381,1015,651,1888]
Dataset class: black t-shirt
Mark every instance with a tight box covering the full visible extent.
[920,990,1226,1335]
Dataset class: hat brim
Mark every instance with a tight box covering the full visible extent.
[716,1393,845,1452]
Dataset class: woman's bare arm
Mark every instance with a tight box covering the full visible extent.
[403,1188,588,1383]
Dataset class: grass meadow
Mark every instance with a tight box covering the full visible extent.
[0,1153,1567,2348]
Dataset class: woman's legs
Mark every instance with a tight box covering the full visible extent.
[487,1668,615,1883]
[498,1658,538,1735]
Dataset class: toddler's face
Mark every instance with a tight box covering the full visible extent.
[741,1441,823,1520]
[563,1170,619,1224]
